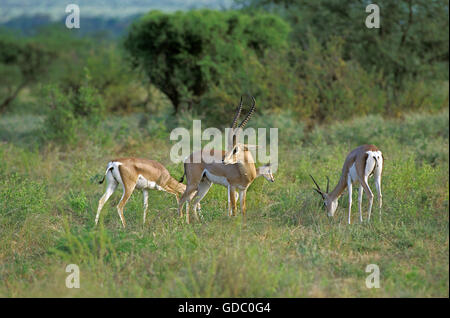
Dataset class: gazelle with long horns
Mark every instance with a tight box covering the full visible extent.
[310,144,383,224]
[95,158,187,228]
[178,96,275,224]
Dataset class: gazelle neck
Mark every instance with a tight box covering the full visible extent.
[236,160,256,182]
[241,151,257,180]
[328,174,347,201]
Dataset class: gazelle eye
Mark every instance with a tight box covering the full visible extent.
[232,147,238,155]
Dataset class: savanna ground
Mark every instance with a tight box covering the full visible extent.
[0,106,448,297]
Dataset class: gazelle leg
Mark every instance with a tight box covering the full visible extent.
[195,201,203,219]
[191,180,212,221]
[178,196,186,219]
[178,185,197,223]
[358,184,363,223]
[95,177,117,226]
[143,190,149,225]
[196,202,203,220]
[183,187,201,224]
[347,181,352,225]
[227,185,232,217]
[227,185,238,217]
[239,189,247,219]
[230,187,238,216]
[117,184,135,228]
[189,191,199,216]
[234,191,239,216]
[360,176,374,222]
[374,167,382,216]
[185,201,190,224]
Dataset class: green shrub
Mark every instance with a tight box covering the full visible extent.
[70,70,105,122]
[42,84,78,144]
[0,173,48,225]
[41,71,106,143]
[124,10,290,113]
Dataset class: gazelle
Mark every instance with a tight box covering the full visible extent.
[178,96,275,223]
[310,144,383,224]
[95,158,187,228]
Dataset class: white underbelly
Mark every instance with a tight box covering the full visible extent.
[203,170,229,187]
[135,175,163,191]
[348,163,358,183]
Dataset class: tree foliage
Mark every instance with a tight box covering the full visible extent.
[0,33,55,112]
[241,0,449,85]
[124,10,290,112]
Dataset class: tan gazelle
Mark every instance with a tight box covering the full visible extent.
[95,158,187,227]
[178,96,275,224]
[310,144,383,224]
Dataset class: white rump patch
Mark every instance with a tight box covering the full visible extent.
[366,151,382,176]
[108,161,124,186]
[348,151,383,184]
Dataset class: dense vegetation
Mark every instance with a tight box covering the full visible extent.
[125,10,290,112]
[0,1,448,297]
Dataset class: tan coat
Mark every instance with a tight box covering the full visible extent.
[95,157,186,228]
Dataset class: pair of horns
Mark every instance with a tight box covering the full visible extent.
[230,95,256,146]
[310,174,329,198]
[231,95,256,131]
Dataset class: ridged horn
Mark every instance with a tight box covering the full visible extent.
[230,96,243,129]
[238,96,256,129]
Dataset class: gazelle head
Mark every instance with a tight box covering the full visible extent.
[258,164,275,183]
[222,95,256,165]
[310,174,338,217]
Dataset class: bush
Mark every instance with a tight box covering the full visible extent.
[42,84,78,144]
[84,45,148,113]
[124,10,290,113]
[42,72,105,144]
[70,70,105,121]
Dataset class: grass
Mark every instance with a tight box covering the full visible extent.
[0,108,448,297]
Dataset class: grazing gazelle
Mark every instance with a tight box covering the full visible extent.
[310,144,383,224]
[96,158,187,228]
[178,96,275,223]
